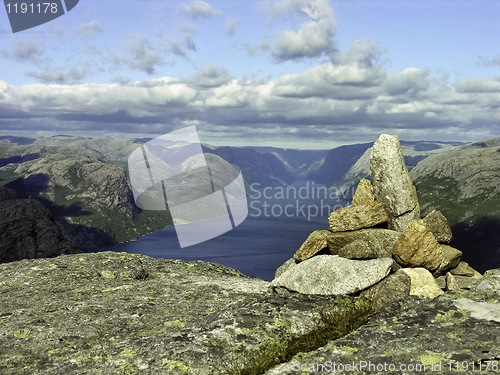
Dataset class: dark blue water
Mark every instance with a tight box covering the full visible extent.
[105,215,327,281]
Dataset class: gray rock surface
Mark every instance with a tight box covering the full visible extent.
[328,202,388,232]
[451,261,480,277]
[338,240,378,259]
[370,134,420,231]
[264,284,500,375]
[0,187,17,202]
[0,192,81,263]
[271,255,392,295]
[0,252,377,375]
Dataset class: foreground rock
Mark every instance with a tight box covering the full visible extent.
[265,270,500,375]
[271,255,392,295]
[0,187,81,263]
[0,252,376,375]
[370,134,420,231]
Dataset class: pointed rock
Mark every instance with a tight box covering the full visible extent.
[450,261,480,277]
[422,210,453,243]
[370,134,420,231]
[434,245,462,276]
[271,255,393,295]
[293,230,330,261]
[351,179,376,205]
[392,220,444,272]
[328,202,388,232]
[445,272,460,291]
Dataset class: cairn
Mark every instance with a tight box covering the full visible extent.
[271,134,482,306]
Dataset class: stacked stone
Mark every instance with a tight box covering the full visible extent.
[271,134,482,306]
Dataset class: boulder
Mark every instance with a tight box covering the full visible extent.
[338,240,378,260]
[360,269,411,310]
[274,258,297,278]
[392,220,444,272]
[0,252,377,375]
[271,255,392,295]
[421,210,453,243]
[293,230,330,261]
[370,134,420,231]
[401,267,444,298]
[434,245,462,276]
[328,202,388,232]
[328,228,402,258]
[473,269,500,293]
[351,178,376,205]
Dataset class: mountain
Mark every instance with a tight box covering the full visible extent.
[332,141,462,199]
[410,138,500,272]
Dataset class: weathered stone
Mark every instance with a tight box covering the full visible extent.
[370,134,420,231]
[360,269,411,311]
[454,275,483,290]
[328,202,388,232]
[473,269,500,293]
[392,220,444,271]
[328,228,401,258]
[293,230,330,261]
[434,245,462,276]
[351,178,376,205]
[450,261,480,277]
[445,272,460,291]
[422,209,453,243]
[266,283,500,374]
[338,240,378,259]
[0,252,377,375]
[271,255,392,295]
[275,258,297,278]
[401,267,444,298]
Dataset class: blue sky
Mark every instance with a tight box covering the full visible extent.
[0,0,499,148]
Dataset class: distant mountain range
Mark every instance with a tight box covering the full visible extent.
[1,135,498,272]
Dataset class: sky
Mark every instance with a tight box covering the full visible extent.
[0,0,499,149]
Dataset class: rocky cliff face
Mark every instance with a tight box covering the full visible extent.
[0,187,81,262]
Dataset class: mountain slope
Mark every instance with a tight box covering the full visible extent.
[410,138,500,272]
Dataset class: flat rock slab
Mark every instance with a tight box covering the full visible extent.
[271,255,392,295]
[265,286,500,375]
[0,252,376,375]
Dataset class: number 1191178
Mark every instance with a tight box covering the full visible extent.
[5,2,58,14]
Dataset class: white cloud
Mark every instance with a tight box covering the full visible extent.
[74,21,103,38]
[252,0,336,62]
[179,0,221,19]
[111,34,165,74]
[1,38,43,63]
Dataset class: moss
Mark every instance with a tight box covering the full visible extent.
[163,320,186,329]
[13,329,30,338]
[419,353,447,366]
[162,360,190,372]
[434,309,470,325]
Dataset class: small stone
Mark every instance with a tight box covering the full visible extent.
[434,245,462,276]
[351,179,376,205]
[450,261,480,277]
[293,230,330,261]
[271,255,393,295]
[392,220,444,272]
[445,272,460,291]
[422,210,453,243]
[328,203,388,232]
[370,134,420,231]
[401,268,444,298]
